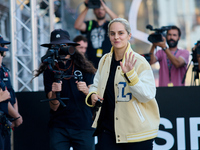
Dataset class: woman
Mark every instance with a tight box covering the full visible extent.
[35,29,96,150]
[85,18,160,150]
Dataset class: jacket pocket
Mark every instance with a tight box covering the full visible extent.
[132,100,145,122]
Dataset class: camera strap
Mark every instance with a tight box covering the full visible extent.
[167,49,178,82]
[55,61,75,80]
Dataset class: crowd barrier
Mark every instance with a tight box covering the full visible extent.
[14,86,200,150]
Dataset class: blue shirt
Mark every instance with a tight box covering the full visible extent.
[0,63,16,115]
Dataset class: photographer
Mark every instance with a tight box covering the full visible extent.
[74,0,118,68]
[35,29,96,150]
[149,25,189,87]
[192,41,200,71]
[0,36,23,150]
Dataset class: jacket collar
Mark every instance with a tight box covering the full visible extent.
[109,42,132,64]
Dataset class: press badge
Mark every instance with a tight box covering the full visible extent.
[96,49,103,57]
[168,82,174,87]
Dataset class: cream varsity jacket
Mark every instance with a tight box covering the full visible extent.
[86,43,160,143]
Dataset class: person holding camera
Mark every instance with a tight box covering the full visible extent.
[85,18,160,150]
[0,36,23,150]
[149,25,189,87]
[35,29,96,150]
[74,0,118,68]
[191,41,200,71]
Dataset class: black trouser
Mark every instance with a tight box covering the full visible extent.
[49,127,95,150]
[0,124,11,150]
[96,129,154,150]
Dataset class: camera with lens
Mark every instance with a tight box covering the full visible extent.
[41,44,76,63]
[146,24,172,43]
[87,0,101,8]
[191,40,200,63]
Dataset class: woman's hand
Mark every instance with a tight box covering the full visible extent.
[91,93,103,106]
[52,81,62,92]
[120,52,137,74]
[76,81,89,95]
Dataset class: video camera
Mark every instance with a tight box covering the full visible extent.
[41,45,76,63]
[191,40,200,63]
[40,44,83,107]
[146,24,171,43]
[87,0,101,8]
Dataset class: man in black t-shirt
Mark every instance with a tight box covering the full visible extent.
[74,0,117,68]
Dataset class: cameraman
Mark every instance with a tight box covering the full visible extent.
[74,0,117,68]
[35,29,96,150]
[149,25,189,87]
[192,41,200,71]
[0,36,23,150]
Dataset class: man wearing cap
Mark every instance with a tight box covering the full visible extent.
[35,29,96,150]
[0,35,23,150]
[74,0,118,68]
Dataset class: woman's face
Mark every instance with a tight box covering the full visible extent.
[109,22,131,50]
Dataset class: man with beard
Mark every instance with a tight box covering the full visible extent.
[149,25,189,87]
[74,0,117,68]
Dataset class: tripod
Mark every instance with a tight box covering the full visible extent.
[191,63,200,86]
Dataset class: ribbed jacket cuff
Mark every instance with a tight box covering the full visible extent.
[122,69,139,86]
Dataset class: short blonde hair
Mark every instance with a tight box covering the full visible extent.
[108,18,131,35]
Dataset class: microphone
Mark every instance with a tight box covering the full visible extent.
[146,24,153,30]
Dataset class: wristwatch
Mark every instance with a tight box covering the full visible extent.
[162,47,168,51]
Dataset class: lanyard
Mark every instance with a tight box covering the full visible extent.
[167,49,178,82]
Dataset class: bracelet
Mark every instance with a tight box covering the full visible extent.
[124,73,131,83]
[15,116,20,120]
[50,101,60,105]
[12,116,20,121]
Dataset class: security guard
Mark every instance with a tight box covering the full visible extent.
[0,35,23,150]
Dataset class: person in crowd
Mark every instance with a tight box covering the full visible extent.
[74,0,118,68]
[73,35,88,56]
[149,25,189,87]
[191,41,200,70]
[34,29,96,150]
[85,18,160,150]
[0,36,23,150]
